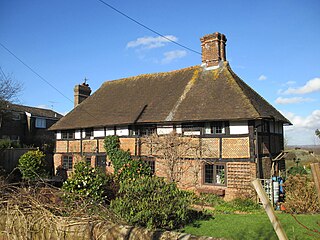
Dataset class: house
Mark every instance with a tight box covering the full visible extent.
[50,32,290,199]
[0,103,63,149]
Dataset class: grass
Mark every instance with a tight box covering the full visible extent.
[183,212,320,240]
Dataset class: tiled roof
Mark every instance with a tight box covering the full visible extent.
[9,104,63,119]
[50,62,290,131]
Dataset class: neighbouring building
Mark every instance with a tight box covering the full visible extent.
[0,103,63,149]
[50,32,291,199]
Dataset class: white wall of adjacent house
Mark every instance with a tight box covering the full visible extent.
[94,128,105,138]
[56,131,61,140]
[75,130,81,139]
[157,125,174,135]
[105,128,115,136]
[116,127,129,136]
[229,121,249,134]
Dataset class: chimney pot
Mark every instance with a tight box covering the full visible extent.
[200,32,227,68]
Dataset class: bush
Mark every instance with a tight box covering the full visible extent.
[104,135,151,181]
[111,176,193,230]
[214,198,261,214]
[18,149,48,180]
[287,166,308,175]
[104,136,130,174]
[194,193,224,207]
[283,174,319,213]
[0,139,20,150]
[62,161,116,203]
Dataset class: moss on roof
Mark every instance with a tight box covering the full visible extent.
[50,62,290,131]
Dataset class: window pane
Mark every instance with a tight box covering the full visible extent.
[63,155,73,170]
[35,118,46,128]
[215,165,225,184]
[204,164,214,183]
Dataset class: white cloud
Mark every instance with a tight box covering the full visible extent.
[283,77,320,95]
[126,35,178,50]
[161,50,187,64]
[258,75,267,81]
[282,110,320,145]
[285,81,296,85]
[275,97,313,104]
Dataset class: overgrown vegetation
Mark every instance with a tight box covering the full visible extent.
[283,174,320,214]
[0,139,20,150]
[111,176,193,230]
[18,149,48,180]
[62,161,117,204]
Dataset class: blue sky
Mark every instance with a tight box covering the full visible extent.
[0,0,319,145]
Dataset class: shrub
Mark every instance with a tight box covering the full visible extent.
[111,176,193,230]
[214,198,261,214]
[287,166,308,176]
[104,135,151,181]
[104,135,131,174]
[62,161,116,203]
[0,139,20,150]
[283,174,319,213]
[194,193,224,207]
[18,149,47,180]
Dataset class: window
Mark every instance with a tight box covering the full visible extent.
[95,155,106,172]
[182,124,202,136]
[35,118,46,128]
[12,112,21,120]
[63,155,73,170]
[144,158,155,175]
[205,122,225,135]
[204,163,226,185]
[61,130,74,139]
[85,128,93,139]
[86,156,92,166]
[134,125,156,136]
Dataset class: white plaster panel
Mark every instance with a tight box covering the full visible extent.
[176,125,182,134]
[116,127,129,136]
[56,132,61,140]
[229,121,249,134]
[157,125,174,135]
[94,128,105,138]
[183,131,201,136]
[75,130,81,139]
[105,128,115,136]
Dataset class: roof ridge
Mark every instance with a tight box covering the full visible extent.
[102,65,200,86]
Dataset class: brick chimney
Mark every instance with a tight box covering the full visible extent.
[200,32,227,68]
[74,81,91,107]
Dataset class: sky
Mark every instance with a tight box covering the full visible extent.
[0,0,319,145]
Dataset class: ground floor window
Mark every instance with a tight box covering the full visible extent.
[144,158,155,175]
[204,163,226,185]
[63,155,73,170]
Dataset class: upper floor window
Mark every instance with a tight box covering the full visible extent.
[133,125,156,136]
[204,122,225,135]
[182,124,202,136]
[85,128,93,139]
[61,130,74,139]
[35,117,46,128]
[12,112,21,121]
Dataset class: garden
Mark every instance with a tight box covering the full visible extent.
[0,136,319,239]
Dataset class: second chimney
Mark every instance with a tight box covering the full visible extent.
[74,81,91,107]
[200,32,227,68]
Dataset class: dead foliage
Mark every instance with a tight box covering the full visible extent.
[283,174,320,214]
[0,180,122,239]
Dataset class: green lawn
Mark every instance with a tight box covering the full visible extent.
[183,213,320,240]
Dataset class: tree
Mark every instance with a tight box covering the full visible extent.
[142,132,207,187]
[316,129,320,139]
[0,67,23,112]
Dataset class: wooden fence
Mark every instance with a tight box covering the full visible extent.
[0,148,36,173]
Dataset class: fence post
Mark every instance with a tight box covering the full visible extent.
[252,179,288,240]
[310,163,320,204]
